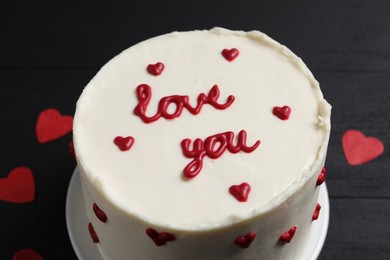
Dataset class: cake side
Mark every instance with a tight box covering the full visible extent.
[73,27,331,259]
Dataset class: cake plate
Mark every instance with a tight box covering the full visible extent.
[66,168,330,260]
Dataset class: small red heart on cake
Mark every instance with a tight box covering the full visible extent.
[36,108,73,144]
[69,141,75,159]
[222,48,239,62]
[93,203,108,223]
[88,222,100,243]
[272,106,291,120]
[146,228,176,246]
[229,182,251,202]
[12,248,44,260]
[312,203,321,221]
[147,62,165,76]
[316,167,327,186]
[279,226,297,243]
[342,130,384,166]
[114,136,134,151]
[0,167,35,203]
[234,232,256,248]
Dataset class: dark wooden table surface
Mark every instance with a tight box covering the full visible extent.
[1,1,389,259]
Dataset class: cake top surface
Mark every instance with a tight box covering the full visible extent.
[74,27,331,231]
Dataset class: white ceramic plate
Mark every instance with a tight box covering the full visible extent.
[66,168,329,260]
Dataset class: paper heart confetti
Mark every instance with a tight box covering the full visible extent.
[0,167,35,203]
[36,108,73,144]
[229,182,251,202]
[12,248,44,260]
[146,228,176,246]
[342,130,384,166]
[279,226,297,243]
[114,136,134,151]
[222,48,239,62]
[147,62,165,76]
[234,232,256,248]
[272,106,291,120]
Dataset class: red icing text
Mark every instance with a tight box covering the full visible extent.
[133,84,235,123]
[181,130,260,178]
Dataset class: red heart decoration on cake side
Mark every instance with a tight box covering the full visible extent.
[36,108,73,144]
[272,106,291,120]
[234,232,256,248]
[279,226,297,243]
[69,141,75,159]
[147,62,165,76]
[342,130,384,166]
[316,167,327,186]
[312,203,321,221]
[114,136,134,151]
[93,203,108,223]
[229,182,251,202]
[88,222,100,243]
[222,48,239,62]
[0,167,35,203]
[12,248,44,260]
[146,228,176,246]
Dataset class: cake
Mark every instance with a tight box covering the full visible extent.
[73,27,331,260]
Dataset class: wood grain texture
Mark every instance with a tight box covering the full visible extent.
[0,0,389,259]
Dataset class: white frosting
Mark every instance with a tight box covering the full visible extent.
[74,27,331,259]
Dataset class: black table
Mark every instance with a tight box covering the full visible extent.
[1,1,389,259]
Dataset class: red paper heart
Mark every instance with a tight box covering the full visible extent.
[36,108,73,144]
[342,130,384,166]
[279,226,297,243]
[12,248,44,260]
[312,203,321,221]
[272,106,291,120]
[146,228,176,246]
[147,62,165,76]
[0,167,35,203]
[229,182,251,202]
[114,136,134,151]
[93,203,108,223]
[316,167,327,186]
[88,222,99,243]
[222,48,239,62]
[234,232,256,248]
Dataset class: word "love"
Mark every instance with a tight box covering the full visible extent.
[181,130,260,178]
[133,84,235,123]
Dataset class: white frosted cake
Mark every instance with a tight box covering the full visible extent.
[73,27,331,260]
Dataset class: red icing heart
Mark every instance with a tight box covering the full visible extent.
[0,167,35,203]
[147,62,165,76]
[222,48,239,62]
[279,226,297,243]
[316,167,327,186]
[312,203,321,221]
[93,203,108,223]
[69,141,75,159]
[229,182,251,202]
[88,222,99,243]
[342,130,384,166]
[12,248,44,260]
[146,228,175,246]
[272,106,291,120]
[36,108,73,144]
[234,232,256,248]
[114,136,134,151]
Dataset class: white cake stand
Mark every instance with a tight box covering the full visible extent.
[66,169,330,260]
